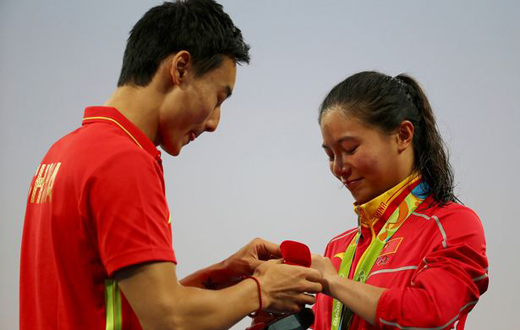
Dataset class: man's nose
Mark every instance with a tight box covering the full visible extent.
[205,107,221,132]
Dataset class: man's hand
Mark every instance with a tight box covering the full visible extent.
[223,238,282,277]
[254,259,323,314]
[245,311,283,330]
[180,238,282,289]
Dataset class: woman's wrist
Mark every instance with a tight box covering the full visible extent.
[322,273,340,298]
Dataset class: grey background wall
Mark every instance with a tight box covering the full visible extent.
[1,0,518,329]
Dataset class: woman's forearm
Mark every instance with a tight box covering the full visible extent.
[325,274,386,325]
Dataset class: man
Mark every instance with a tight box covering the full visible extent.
[20,1,322,329]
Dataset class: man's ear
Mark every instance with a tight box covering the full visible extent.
[170,50,192,86]
[396,120,415,153]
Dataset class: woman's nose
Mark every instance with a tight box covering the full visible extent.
[332,158,348,178]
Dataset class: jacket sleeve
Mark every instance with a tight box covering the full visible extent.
[87,148,176,276]
[375,207,489,329]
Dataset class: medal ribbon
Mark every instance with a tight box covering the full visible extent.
[331,175,428,330]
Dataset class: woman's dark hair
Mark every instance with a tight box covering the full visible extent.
[117,0,250,87]
[319,71,456,205]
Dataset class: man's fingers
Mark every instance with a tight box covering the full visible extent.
[304,268,323,282]
[264,258,283,265]
[303,281,323,294]
[248,259,262,271]
[284,294,314,312]
[254,238,282,260]
[250,310,278,324]
[245,323,265,330]
[297,293,316,306]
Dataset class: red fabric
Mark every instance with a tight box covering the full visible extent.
[313,198,488,330]
[20,107,176,330]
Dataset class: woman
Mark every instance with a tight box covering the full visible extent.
[311,71,488,330]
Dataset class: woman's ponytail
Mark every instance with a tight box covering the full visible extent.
[395,74,456,204]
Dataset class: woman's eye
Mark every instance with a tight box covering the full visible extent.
[325,152,334,161]
[345,146,358,155]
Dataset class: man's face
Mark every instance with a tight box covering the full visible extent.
[158,56,237,156]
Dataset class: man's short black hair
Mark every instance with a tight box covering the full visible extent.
[117,0,250,87]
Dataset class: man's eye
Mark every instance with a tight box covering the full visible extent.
[215,95,225,108]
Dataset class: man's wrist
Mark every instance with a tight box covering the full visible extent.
[237,275,265,315]
[242,276,263,315]
[222,254,251,277]
[180,259,242,289]
[208,259,244,288]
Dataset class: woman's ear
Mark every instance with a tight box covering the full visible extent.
[397,120,414,153]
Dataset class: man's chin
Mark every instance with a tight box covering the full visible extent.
[160,143,181,157]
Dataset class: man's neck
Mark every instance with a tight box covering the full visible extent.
[104,85,161,145]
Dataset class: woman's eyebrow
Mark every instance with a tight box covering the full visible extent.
[337,136,357,143]
[322,135,358,148]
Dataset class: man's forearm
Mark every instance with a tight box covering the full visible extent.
[165,278,260,330]
[180,259,242,289]
[117,241,321,330]
[117,262,260,330]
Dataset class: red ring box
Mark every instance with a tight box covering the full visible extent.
[280,240,311,267]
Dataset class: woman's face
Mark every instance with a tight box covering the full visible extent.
[320,109,413,204]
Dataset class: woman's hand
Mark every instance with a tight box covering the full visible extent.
[311,253,386,325]
[310,254,338,296]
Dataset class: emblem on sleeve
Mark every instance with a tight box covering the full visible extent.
[29,162,62,204]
